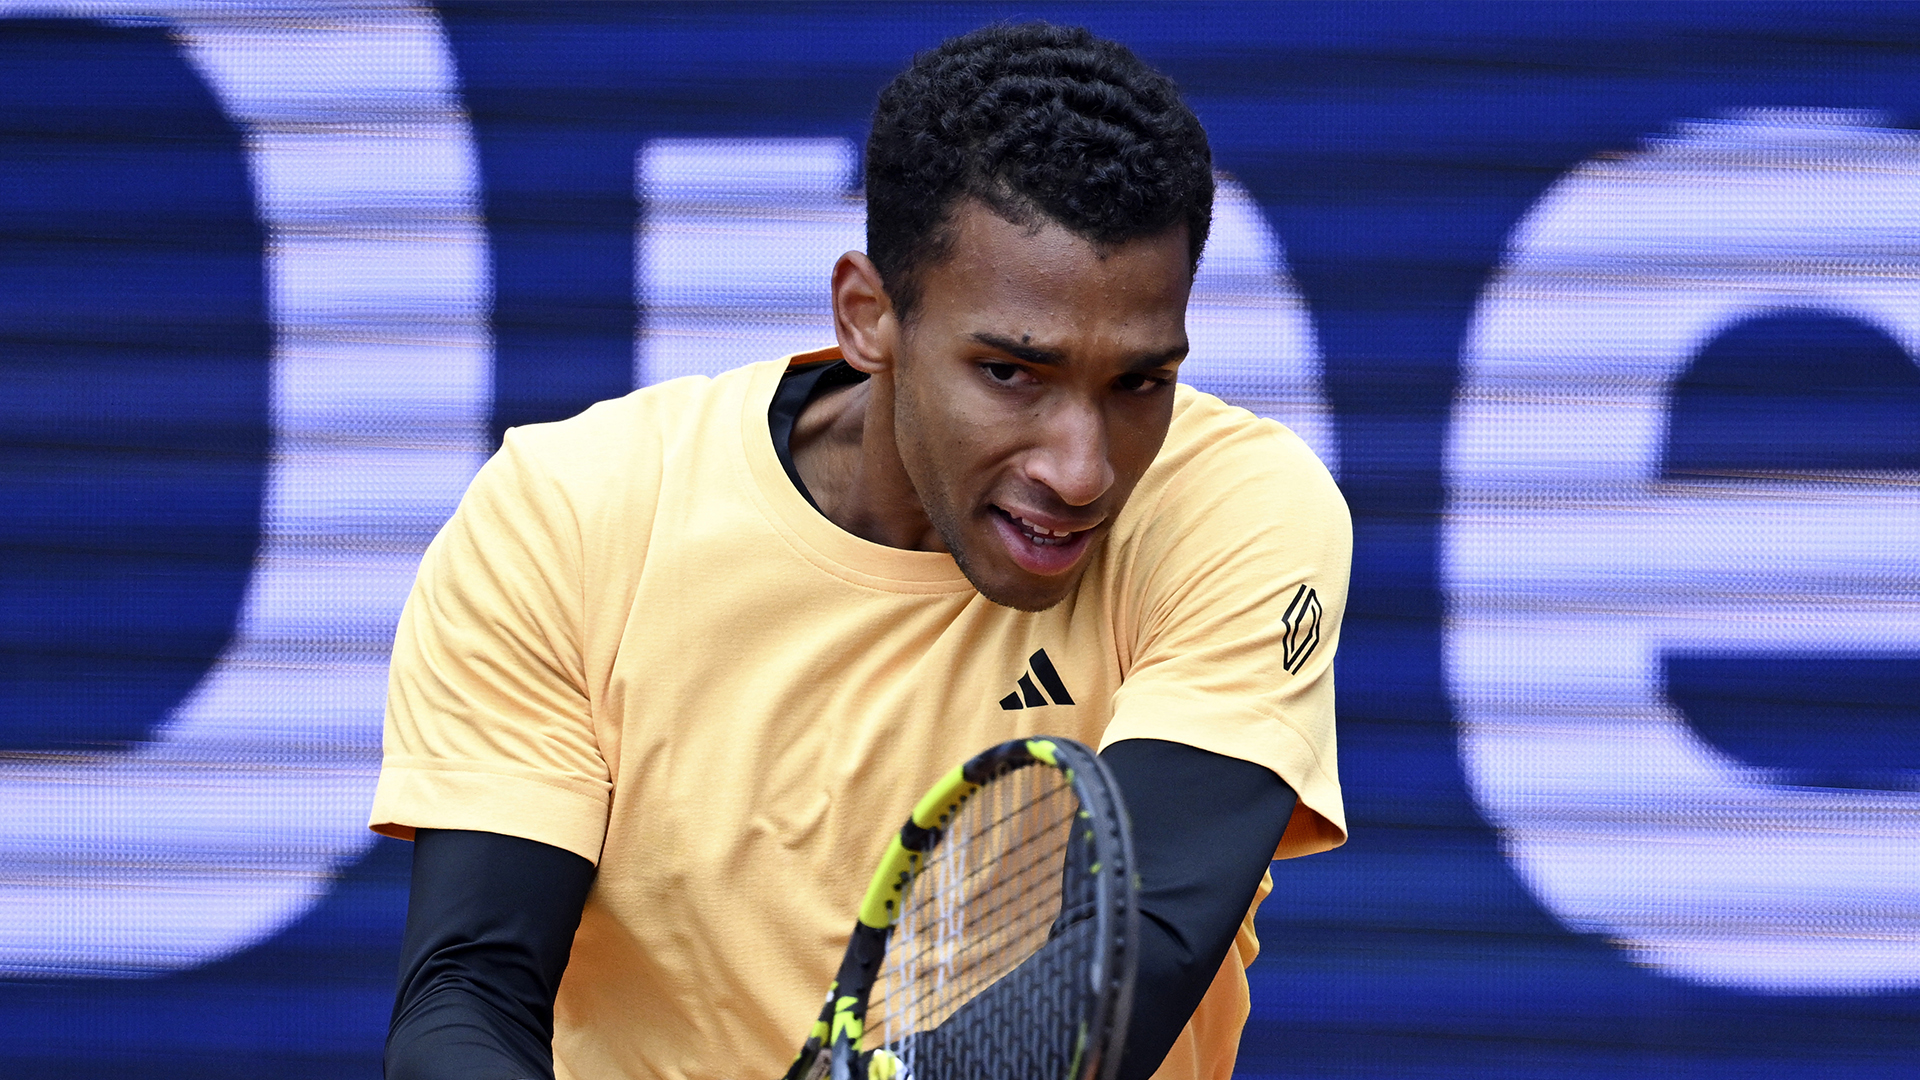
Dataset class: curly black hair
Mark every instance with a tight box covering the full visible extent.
[865,22,1214,319]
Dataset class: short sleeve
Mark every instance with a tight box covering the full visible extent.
[1102,399,1351,859]
[368,427,613,864]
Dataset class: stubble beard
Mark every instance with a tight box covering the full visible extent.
[893,395,1082,614]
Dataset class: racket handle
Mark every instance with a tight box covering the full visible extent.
[827,924,888,1080]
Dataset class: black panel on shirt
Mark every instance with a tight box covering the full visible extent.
[769,357,867,510]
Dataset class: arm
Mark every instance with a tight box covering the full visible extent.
[387,829,597,1080]
[1100,739,1294,1080]
[901,739,1292,1080]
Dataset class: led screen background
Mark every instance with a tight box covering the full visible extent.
[1,2,1917,1076]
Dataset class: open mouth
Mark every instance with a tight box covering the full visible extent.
[990,506,1097,576]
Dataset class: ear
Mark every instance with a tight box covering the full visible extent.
[831,251,898,376]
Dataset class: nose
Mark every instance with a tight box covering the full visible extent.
[1027,398,1115,508]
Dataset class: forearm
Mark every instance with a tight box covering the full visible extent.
[1117,910,1237,1080]
[1101,739,1295,1080]
[387,981,555,1080]
[387,829,597,1080]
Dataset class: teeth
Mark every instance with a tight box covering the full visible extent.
[1014,515,1074,538]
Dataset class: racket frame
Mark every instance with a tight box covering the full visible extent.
[781,736,1138,1080]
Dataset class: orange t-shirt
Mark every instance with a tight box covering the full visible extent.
[371,351,1350,1080]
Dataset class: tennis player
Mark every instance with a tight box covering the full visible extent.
[372,22,1349,1080]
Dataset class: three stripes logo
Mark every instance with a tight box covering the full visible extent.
[998,649,1075,711]
[1281,584,1323,673]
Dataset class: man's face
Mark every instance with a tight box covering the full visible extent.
[890,201,1192,611]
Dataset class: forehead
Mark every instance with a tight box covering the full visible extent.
[911,200,1193,342]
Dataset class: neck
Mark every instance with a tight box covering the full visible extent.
[791,372,948,553]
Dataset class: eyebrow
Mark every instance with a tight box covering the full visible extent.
[969,332,1186,373]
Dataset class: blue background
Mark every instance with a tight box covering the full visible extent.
[2,2,1917,1076]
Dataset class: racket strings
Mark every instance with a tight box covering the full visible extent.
[868,763,1095,1080]
[885,769,1064,1024]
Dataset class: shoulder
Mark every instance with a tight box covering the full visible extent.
[486,362,770,515]
[422,361,775,653]
[432,366,772,594]
[498,371,727,482]
[1092,386,1349,646]
[1124,384,1348,543]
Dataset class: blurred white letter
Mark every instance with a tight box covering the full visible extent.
[0,1,489,976]
[1447,111,1920,993]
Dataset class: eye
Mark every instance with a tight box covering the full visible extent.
[981,362,1023,384]
[1116,371,1170,394]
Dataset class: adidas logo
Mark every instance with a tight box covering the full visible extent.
[998,649,1075,710]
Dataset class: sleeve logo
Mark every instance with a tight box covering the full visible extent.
[1281,584,1323,673]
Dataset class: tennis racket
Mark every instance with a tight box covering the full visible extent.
[781,736,1138,1080]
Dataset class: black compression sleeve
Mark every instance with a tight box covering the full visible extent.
[386,829,597,1080]
[1100,739,1296,1080]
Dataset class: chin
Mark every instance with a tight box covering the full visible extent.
[973,577,1075,613]
[929,504,1094,611]
[949,544,1085,612]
